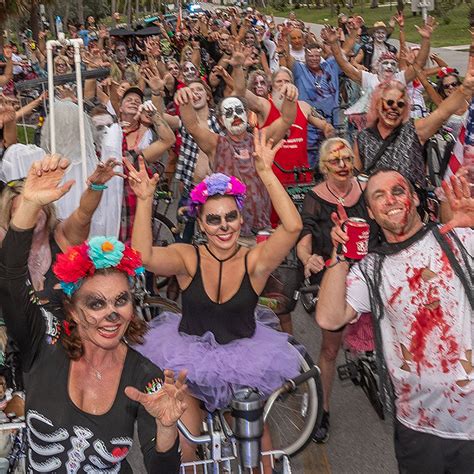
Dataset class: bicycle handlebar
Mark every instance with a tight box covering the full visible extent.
[298,284,320,295]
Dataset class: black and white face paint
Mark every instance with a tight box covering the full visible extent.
[377,59,398,80]
[221,97,248,136]
[373,29,387,43]
[182,61,198,81]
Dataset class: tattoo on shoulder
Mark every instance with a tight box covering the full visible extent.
[311,107,323,119]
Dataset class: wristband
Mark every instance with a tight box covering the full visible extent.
[325,254,347,269]
[89,183,108,191]
[151,90,163,96]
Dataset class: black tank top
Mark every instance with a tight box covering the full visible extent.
[179,246,258,345]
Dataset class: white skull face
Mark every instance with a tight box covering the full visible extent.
[221,97,248,136]
[373,29,387,43]
[378,59,398,79]
[183,61,198,81]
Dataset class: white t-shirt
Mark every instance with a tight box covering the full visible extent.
[290,47,306,63]
[346,228,473,440]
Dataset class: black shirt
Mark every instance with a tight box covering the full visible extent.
[0,227,180,473]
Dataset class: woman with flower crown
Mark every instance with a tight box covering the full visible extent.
[0,154,186,472]
[126,129,303,461]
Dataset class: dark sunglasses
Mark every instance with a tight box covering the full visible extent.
[443,82,459,90]
[383,98,406,109]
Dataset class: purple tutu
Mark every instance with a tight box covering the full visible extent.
[136,311,301,411]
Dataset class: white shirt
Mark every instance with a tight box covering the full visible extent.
[346,229,473,440]
[290,47,306,63]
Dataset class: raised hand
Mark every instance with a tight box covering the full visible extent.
[253,127,283,174]
[86,158,125,186]
[123,155,159,200]
[125,369,188,427]
[393,11,404,29]
[174,87,194,106]
[415,16,437,39]
[320,25,338,45]
[23,155,75,207]
[279,83,298,103]
[440,175,474,234]
[229,41,250,67]
[3,45,12,60]
[330,203,349,249]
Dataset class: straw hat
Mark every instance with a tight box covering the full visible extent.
[367,21,393,36]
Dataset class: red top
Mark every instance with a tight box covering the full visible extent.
[259,99,312,186]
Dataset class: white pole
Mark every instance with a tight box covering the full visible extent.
[46,40,57,154]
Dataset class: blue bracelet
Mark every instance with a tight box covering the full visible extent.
[89,183,108,191]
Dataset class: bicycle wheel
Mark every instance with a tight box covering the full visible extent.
[264,339,322,458]
[142,295,181,321]
[358,358,385,420]
[151,213,178,290]
[426,139,443,188]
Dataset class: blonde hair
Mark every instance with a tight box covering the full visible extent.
[54,54,72,74]
[0,181,58,237]
[319,137,354,174]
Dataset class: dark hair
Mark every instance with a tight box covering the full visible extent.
[61,269,148,360]
[216,95,248,117]
[436,72,461,99]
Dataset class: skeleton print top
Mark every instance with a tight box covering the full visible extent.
[0,227,180,473]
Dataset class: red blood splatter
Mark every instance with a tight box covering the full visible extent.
[388,287,402,306]
[407,267,424,292]
[448,408,456,416]
[112,447,129,458]
[440,251,453,279]
[418,407,436,428]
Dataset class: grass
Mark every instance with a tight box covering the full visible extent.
[263,2,472,47]
[17,125,36,145]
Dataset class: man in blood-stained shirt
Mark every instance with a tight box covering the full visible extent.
[317,169,474,473]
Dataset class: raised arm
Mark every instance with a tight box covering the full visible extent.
[248,129,303,280]
[57,159,124,246]
[175,87,218,157]
[125,156,191,277]
[0,46,13,87]
[412,63,444,106]
[265,83,298,143]
[415,68,474,144]
[322,26,362,84]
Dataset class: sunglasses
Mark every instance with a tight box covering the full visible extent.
[443,82,459,90]
[383,98,406,109]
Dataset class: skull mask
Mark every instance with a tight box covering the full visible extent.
[182,61,198,81]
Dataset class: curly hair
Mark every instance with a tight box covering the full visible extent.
[60,269,148,360]
[366,80,411,129]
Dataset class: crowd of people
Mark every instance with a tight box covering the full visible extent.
[0,5,472,473]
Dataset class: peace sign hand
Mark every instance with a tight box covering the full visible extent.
[440,175,474,234]
[125,369,188,427]
[330,203,349,250]
[123,155,159,201]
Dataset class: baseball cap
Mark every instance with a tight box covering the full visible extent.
[121,86,144,102]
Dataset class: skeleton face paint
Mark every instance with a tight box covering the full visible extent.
[182,61,198,81]
[373,29,387,43]
[221,97,248,136]
[378,59,398,80]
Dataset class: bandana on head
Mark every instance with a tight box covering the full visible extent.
[188,173,247,217]
[437,67,458,79]
[53,237,145,296]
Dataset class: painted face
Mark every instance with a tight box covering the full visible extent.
[366,171,420,241]
[218,34,230,53]
[442,75,460,97]
[253,75,269,97]
[71,272,134,349]
[189,82,208,110]
[378,88,406,128]
[322,142,354,179]
[167,61,180,78]
[373,29,387,43]
[221,97,248,135]
[199,196,242,250]
[290,29,304,50]
[91,113,114,149]
[115,45,127,61]
[182,61,198,81]
[305,48,322,71]
[378,59,398,79]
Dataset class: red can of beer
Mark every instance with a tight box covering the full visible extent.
[256,231,271,244]
[342,218,370,260]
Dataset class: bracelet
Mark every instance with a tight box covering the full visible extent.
[151,90,162,96]
[326,254,347,269]
[89,183,108,191]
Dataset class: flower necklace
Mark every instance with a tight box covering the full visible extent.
[325,181,353,205]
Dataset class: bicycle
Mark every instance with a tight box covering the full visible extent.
[177,339,323,473]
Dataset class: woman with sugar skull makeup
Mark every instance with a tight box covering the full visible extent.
[174,85,297,236]
[0,155,185,473]
[127,130,303,463]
